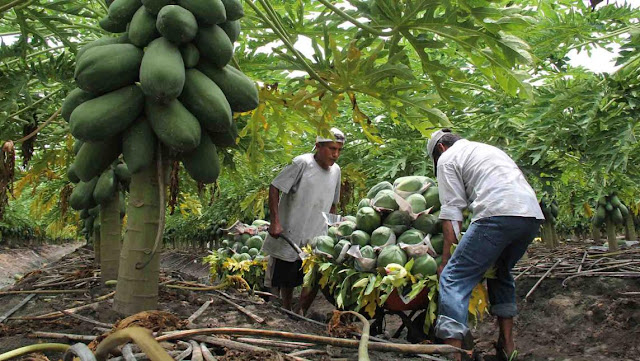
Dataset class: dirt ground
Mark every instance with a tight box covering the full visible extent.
[0,242,638,360]
[0,242,83,289]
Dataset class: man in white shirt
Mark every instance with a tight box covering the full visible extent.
[426,129,544,361]
[261,128,344,313]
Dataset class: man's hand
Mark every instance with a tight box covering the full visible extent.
[269,221,283,238]
[437,220,460,278]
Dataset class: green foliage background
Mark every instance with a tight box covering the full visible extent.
[0,0,639,245]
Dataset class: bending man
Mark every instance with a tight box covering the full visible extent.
[427,128,544,361]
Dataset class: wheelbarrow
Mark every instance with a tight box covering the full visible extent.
[318,281,434,342]
[371,286,434,342]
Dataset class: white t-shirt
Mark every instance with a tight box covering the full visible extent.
[436,139,544,223]
[261,153,341,262]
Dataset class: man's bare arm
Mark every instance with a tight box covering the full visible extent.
[268,185,283,237]
[437,220,462,277]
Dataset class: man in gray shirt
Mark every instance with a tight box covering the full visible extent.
[427,128,544,361]
[261,128,344,313]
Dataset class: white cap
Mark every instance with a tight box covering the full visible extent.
[316,127,346,144]
[313,128,346,151]
[426,129,448,160]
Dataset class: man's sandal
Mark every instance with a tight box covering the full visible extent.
[494,342,518,361]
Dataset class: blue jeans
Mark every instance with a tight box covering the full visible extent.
[435,216,540,340]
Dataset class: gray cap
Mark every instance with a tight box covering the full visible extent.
[426,129,448,159]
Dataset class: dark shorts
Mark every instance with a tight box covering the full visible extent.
[272,258,303,288]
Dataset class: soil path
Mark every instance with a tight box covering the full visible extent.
[0,242,84,289]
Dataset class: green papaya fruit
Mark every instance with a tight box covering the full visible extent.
[141,0,172,15]
[550,202,559,218]
[182,132,220,183]
[366,181,393,199]
[140,37,185,103]
[595,206,606,225]
[194,25,233,68]
[619,203,629,218]
[209,121,238,148]
[73,137,121,182]
[93,168,117,204]
[612,208,624,224]
[115,163,131,184]
[70,178,99,210]
[145,98,201,152]
[62,88,95,122]
[128,6,159,47]
[74,43,143,95]
[67,164,80,184]
[122,118,156,174]
[221,0,244,21]
[73,140,84,155]
[219,20,240,43]
[610,195,622,208]
[197,63,259,113]
[179,69,232,133]
[99,16,128,33]
[156,5,198,44]
[108,0,142,23]
[70,85,144,142]
[177,0,226,26]
[77,35,129,60]
[180,43,200,68]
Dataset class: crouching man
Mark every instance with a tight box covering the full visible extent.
[427,128,544,361]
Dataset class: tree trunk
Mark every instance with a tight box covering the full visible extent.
[591,225,600,242]
[114,164,164,315]
[624,213,637,242]
[93,229,101,266]
[541,221,555,249]
[605,218,618,251]
[551,224,559,247]
[100,194,122,284]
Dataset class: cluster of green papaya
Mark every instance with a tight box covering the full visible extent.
[204,218,227,241]
[539,198,559,224]
[594,194,628,226]
[70,158,129,238]
[217,219,270,262]
[63,0,259,187]
[311,175,445,279]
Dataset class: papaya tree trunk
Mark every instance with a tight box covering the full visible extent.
[624,213,637,242]
[591,219,601,243]
[114,164,164,315]
[605,218,618,251]
[93,229,101,266]
[100,194,122,283]
[541,221,555,249]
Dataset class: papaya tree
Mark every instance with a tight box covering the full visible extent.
[59,0,259,314]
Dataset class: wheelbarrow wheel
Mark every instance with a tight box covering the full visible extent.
[320,286,386,336]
